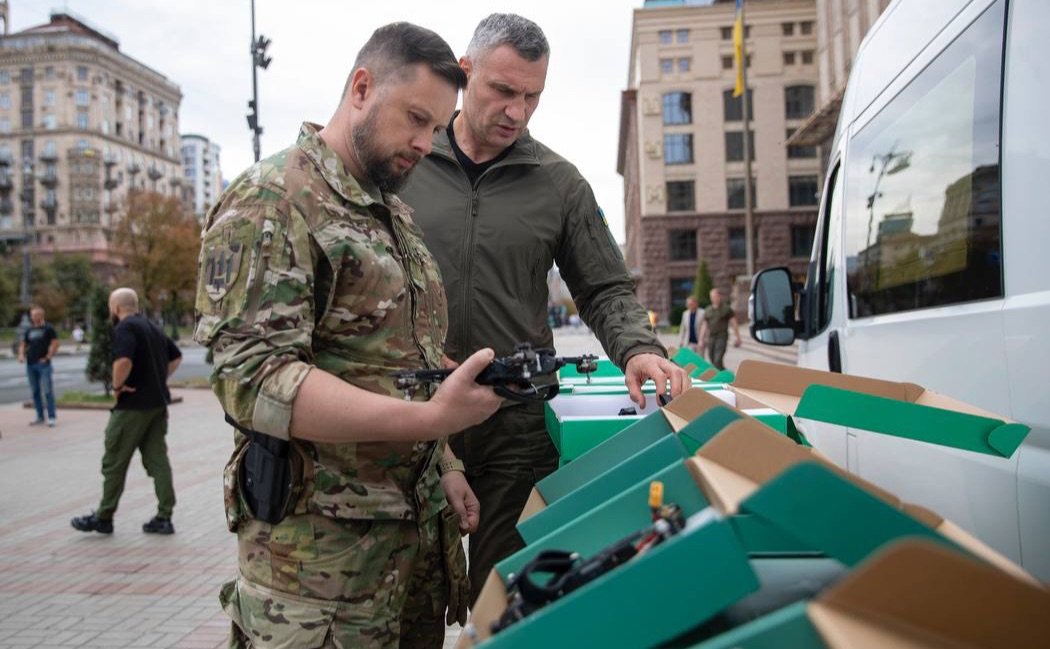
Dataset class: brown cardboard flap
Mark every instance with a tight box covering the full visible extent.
[661,387,734,432]
[912,390,1014,421]
[697,367,719,381]
[732,360,922,414]
[810,540,1050,649]
[688,418,901,514]
[458,570,508,647]
[517,487,547,525]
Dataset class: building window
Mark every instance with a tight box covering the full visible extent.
[678,58,691,73]
[75,89,89,106]
[44,90,55,107]
[0,92,8,109]
[659,30,672,44]
[789,175,820,206]
[802,50,814,65]
[0,70,9,85]
[721,55,734,70]
[43,140,56,156]
[800,21,814,35]
[725,131,755,162]
[23,110,35,129]
[666,181,695,212]
[76,111,89,130]
[783,51,796,66]
[660,58,674,74]
[664,134,694,165]
[728,226,760,260]
[0,117,9,133]
[720,26,733,40]
[662,92,692,125]
[785,85,816,119]
[722,88,754,122]
[726,178,757,210]
[44,66,55,80]
[20,67,32,83]
[668,229,698,261]
[782,22,795,36]
[676,29,690,43]
[791,224,816,258]
[669,277,695,314]
[77,66,88,81]
[786,128,817,159]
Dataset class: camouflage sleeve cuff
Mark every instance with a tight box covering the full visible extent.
[251,361,314,440]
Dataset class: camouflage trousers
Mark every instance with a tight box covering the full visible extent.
[220,507,464,649]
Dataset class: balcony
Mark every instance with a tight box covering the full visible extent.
[147,165,163,181]
[40,195,57,211]
[0,172,11,190]
[0,199,12,215]
[39,171,58,187]
[127,162,141,176]
[39,150,58,163]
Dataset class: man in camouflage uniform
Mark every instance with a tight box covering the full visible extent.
[194,23,502,649]
[400,14,691,604]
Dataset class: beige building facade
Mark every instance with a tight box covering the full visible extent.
[0,10,183,275]
[789,0,891,148]
[620,0,822,323]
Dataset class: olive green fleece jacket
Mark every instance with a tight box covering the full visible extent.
[400,128,666,369]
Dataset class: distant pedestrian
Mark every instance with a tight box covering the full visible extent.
[677,296,704,353]
[72,323,85,352]
[71,288,182,536]
[699,288,742,371]
[17,305,59,427]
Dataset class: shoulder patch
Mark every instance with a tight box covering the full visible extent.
[202,237,246,302]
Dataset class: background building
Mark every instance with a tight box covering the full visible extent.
[787,0,891,161]
[0,9,183,277]
[180,133,222,220]
[619,0,821,323]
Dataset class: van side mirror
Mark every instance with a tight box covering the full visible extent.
[749,266,798,346]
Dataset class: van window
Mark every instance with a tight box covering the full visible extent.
[802,162,841,335]
[843,0,1004,319]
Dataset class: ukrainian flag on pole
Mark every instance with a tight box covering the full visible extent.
[732,0,745,97]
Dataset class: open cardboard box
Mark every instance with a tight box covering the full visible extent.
[689,539,1050,649]
[462,415,1035,649]
[525,387,785,527]
[729,361,1030,458]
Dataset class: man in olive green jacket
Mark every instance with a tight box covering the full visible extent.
[400,13,689,603]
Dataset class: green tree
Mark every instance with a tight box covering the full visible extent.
[692,259,714,308]
[52,254,96,326]
[114,190,201,320]
[0,254,18,326]
[86,285,114,395]
[28,258,66,323]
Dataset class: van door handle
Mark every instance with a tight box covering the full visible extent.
[828,330,843,373]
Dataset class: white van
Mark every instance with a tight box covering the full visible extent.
[749,0,1050,582]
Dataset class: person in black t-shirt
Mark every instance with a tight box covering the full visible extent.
[18,305,59,426]
[71,288,182,536]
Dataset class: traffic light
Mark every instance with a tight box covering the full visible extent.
[253,35,272,70]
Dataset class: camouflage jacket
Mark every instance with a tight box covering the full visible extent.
[194,123,449,522]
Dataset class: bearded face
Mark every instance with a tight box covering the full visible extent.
[350,104,423,194]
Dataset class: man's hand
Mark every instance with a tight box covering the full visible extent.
[733,338,742,348]
[624,353,689,409]
[114,384,137,396]
[428,348,502,436]
[441,470,480,535]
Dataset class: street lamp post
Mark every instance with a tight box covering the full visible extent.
[248,0,271,163]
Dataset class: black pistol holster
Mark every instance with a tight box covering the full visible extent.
[225,413,293,525]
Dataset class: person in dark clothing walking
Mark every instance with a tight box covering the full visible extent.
[699,288,742,371]
[18,305,59,427]
[71,288,182,535]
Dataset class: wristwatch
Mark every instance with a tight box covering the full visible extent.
[437,458,466,476]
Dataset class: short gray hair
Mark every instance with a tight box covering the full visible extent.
[465,13,549,62]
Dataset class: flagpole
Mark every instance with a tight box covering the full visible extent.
[741,0,755,279]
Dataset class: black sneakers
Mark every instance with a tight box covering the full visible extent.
[71,512,114,534]
[142,516,175,535]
